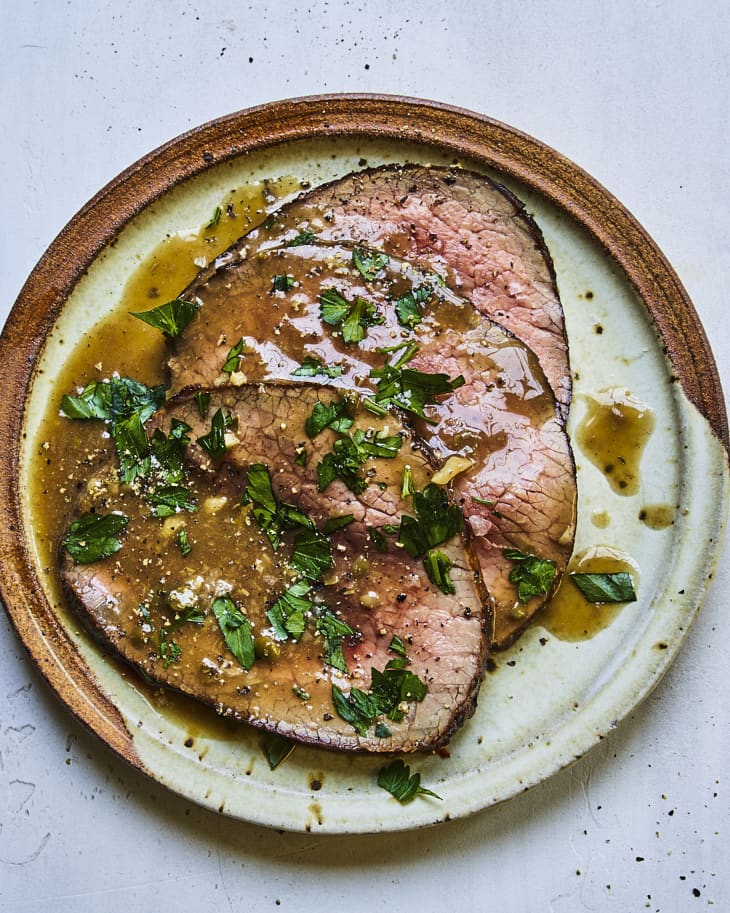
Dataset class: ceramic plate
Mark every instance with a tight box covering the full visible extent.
[0,95,727,834]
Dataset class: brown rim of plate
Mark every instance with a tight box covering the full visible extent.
[0,93,727,780]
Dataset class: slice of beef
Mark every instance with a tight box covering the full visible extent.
[202,163,570,415]
[61,384,488,753]
[168,242,576,647]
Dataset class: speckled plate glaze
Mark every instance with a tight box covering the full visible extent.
[0,95,727,834]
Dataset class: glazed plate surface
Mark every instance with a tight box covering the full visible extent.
[0,95,727,833]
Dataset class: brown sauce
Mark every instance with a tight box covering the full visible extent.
[539,545,638,641]
[123,176,304,309]
[28,173,578,744]
[576,389,655,495]
[639,503,676,530]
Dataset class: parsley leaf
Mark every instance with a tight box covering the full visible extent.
[316,426,403,495]
[158,627,182,668]
[146,484,197,518]
[287,229,316,247]
[398,484,464,558]
[271,274,296,293]
[291,355,343,379]
[504,549,557,603]
[394,286,430,329]
[331,684,383,735]
[60,380,114,420]
[319,289,383,344]
[353,247,388,280]
[316,608,357,672]
[148,420,191,486]
[261,732,295,770]
[63,512,129,564]
[331,654,428,733]
[423,549,456,594]
[176,528,192,556]
[211,594,255,670]
[267,580,313,641]
[305,398,354,438]
[129,298,199,339]
[290,527,334,581]
[371,661,428,720]
[377,759,441,803]
[196,408,231,459]
[320,288,353,326]
[317,436,370,494]
[570,572,637,603]
[222,337,245,373]
[193,391,210,419]
[66,377,166,483]
[205,205,222,230]
[242,463,313,550]
[61,377,166,484]
[323,514,355,534]
[113,411,150,484]
[370,353,464,422]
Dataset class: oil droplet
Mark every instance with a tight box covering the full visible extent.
[591,510,611,529]
[576,389,655,495]
[639,503,675,530]
[540,545,639,641]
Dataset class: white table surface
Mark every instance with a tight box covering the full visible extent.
[2,2,728,910]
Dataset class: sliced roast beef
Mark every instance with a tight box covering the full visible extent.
[168,242,576,647]
[61,384,488,753]
[202,163,570,415]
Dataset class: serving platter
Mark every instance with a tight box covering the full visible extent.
[0,94,727,834]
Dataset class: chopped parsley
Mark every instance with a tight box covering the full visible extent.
[368,527,389,552]
[158,628,182,668]
[393,286,430,329]
[61,376,166,485]
[290,527,334,581]
[145,485,197,518]
[129,298,199,339]
[144,421,196,516]
[241,463,314,550]
[316,608,357,673]
[286,229,316,247]
[316,427,403,495]
[291,355,343,379]
[377,759,441,803]
[504,548,557,603]
[323,513,355,534]
[305,397,354,438]
[267,581,313,642]
[62,512,129,564]
[271,274,296,293]
[176,528,192,556]
[317,436,369,494]
[261,732,295,770]
[204,205,222,229]
[193,391,210,419]
[401,465,415,498]
[221,337,245,373]
[398,484,464,558]
[196,408,232,460]
[61,376,165,424]
[369,348,464,422]
[352,247,389,280]
[570,571,637,603]
[211,594,255,670]
[423,549,456,595]
[320,288,384,344]
[331,655,428,735]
